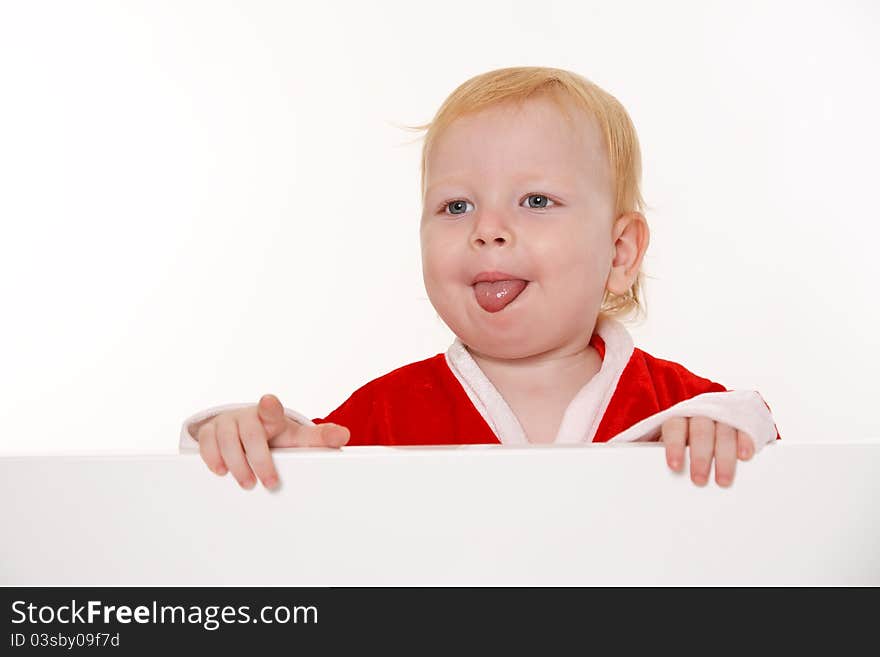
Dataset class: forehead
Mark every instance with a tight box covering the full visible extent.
[425,95,610,191]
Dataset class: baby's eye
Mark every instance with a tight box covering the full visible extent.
[521,194,555,209]
[442,199,474,215]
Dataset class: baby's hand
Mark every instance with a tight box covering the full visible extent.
[194,394,350,490]
[660,416,754,487]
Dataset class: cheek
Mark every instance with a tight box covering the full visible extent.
[422,219,462,259]
[420,232,457,290]
[535,226,608,281]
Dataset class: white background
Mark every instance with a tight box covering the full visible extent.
[1,0,877,454]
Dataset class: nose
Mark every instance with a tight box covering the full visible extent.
[470,211,513,249]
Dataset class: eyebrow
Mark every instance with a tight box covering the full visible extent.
[425,172,575,196]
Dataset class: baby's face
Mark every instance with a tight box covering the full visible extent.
[420,94,618,359]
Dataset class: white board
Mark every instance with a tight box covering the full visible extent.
[2,441,878,585]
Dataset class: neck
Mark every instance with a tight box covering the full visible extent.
[467,333,602,399]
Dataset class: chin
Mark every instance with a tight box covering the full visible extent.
[454,326,537,359]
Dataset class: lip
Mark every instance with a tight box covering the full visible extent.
[471,270,529,285]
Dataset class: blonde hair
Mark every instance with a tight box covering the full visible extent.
[399,66,649,323]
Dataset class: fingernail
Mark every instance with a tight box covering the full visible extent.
[215,465,227,475]
[264,476,278,489]
[669,459,680,470]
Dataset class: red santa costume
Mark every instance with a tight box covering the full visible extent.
[179,316,780,451]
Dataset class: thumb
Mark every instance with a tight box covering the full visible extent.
[318,422,351,447]
[257,393,289,439]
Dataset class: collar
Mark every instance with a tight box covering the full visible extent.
[444,316,635,445]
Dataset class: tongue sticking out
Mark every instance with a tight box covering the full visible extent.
[473,280,528,313]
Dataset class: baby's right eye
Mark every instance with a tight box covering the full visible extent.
[441,200,474,216]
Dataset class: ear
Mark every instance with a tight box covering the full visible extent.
[606,212,650,296]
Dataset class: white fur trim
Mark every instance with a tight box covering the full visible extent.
[555,316,634,444]
[606,390,778,451]
[445,341,528,445]
[444,316,634,445]
[179,403,315,453]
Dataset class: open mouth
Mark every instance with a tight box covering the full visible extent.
[472,279,529,313]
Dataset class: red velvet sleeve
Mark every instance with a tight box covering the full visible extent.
[643,353,781,441]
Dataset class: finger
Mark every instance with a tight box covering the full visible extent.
[737,431,755,461]
[661,417,687,471]
[266,419,349,448]
[197,422,227,476]
[215,414,257,490]
[296,422,351,448]
[238,412,280,490]
[318,423,351,448]
[257,394,289,440]
[714,422,738,487]
[688,416,716,486]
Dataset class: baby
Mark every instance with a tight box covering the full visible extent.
[180,66,780,491]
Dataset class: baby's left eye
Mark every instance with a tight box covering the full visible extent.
[522,194,555,209]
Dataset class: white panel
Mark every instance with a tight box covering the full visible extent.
[2,442,878,585]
